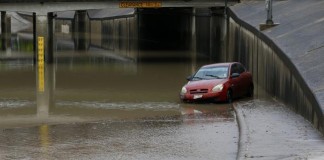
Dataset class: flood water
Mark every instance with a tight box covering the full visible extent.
[0,50,238,159]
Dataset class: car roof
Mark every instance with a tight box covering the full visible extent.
[201,62,236,68]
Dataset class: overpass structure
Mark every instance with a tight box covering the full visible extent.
[0,0,238,63]
[0,0,238,14]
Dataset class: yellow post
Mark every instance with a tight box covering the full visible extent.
[38,37,45,92]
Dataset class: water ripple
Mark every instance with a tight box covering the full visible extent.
[56,101,180,110]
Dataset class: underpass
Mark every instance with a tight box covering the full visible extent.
[0,0,323,159]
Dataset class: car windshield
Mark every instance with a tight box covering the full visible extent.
[192,66,228,81]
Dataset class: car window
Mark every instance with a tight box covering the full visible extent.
[230,64,238,74]
[192,66,229,80]
[237,63,245,74]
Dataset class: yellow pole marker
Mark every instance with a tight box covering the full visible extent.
[38,37,45,92]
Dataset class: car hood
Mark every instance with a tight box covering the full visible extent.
[185,79,227,89]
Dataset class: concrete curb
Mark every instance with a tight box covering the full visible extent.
[233,102,248,160]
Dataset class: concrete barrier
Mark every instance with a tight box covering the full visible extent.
[226,1,324,134]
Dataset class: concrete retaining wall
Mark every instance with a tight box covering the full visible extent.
[55,10,138,60]
[91,16,138,60]
[195,8,227,62]
[227,1,324,133]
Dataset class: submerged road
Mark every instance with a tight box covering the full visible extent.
[0,59,239,160]
[0,104,238,159]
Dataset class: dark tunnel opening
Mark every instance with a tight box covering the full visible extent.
[137,7,227,62]
[138,8,192,51]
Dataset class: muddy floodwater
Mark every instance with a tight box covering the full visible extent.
[0,53,238,159]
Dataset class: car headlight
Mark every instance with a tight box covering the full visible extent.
[212,84,223,93]
[180,87,187,95]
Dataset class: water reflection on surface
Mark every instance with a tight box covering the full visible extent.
[180,103,234,123]
[0,56,235,125]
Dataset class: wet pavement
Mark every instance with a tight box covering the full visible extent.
[235,99,324,160]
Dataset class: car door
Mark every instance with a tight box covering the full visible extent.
[237,63,249,96]
[230,64,242,98]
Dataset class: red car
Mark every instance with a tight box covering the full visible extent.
[180,62,253,103]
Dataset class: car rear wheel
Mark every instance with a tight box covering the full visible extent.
[227,90,233,103]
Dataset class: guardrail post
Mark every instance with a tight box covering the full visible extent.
[266,0,273,25]
[259,0,279,31]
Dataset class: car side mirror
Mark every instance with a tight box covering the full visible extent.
[186,75,193,81]
[231,73,240,78]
